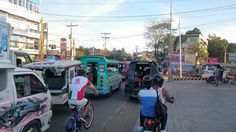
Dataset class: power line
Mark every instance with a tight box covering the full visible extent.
[41,4,236,18]
[41,0,191,5]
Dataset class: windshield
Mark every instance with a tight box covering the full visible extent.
[34,68,66,90]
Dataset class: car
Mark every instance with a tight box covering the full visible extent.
[201,64,224,79]
[125,61,161,98]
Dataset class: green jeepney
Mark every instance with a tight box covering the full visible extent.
[80,56,123,96]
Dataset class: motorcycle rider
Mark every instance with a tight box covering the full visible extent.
[153,74,174,132]
[68,69,98,122]
[138,75,159,132]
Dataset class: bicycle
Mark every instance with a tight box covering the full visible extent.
[64,102,94,132]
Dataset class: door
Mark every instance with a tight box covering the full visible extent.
[0,69,15,131]
[127,63,136,87]
[12,74,50,130]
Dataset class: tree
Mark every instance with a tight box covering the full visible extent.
[208,34,229,63]
[186,28,201,35]
[228,43,236,53]
[144,20,170,61]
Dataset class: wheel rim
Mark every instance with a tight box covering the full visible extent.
[26,126,38,132]
[84,105,94,128]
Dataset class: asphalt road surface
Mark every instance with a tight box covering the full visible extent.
[133,80,236,132]
[47,82,139,132]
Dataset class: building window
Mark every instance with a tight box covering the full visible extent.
[19,0,22,6]
[0,70,7,92]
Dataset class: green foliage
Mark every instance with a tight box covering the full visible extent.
[186,28,201,35]
[228,43,236,53]
[207,34,229,62]
[144,20,170,61]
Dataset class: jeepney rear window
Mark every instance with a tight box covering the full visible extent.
[0,70,7,91]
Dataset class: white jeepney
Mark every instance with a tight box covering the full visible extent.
[0,21,52,132]
[23,60,82,105]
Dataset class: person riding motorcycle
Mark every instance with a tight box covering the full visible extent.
[138,75,159,132]
[68,70,98,122]
[152,74,174,132]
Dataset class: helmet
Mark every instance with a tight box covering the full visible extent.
[142,75,153,88]
[153,74,164,87]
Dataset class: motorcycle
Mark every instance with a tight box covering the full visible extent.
[207,69,235,84]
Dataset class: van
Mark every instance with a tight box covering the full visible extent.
[125,61,160,98]
[0,21,52,132]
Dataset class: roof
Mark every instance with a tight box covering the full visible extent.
[23,60,81,69]
[14,68,32,72]
[81,56,119,64]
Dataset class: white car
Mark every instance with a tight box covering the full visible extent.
[201,64,224,79]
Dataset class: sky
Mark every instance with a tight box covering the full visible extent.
[40,0,236,53]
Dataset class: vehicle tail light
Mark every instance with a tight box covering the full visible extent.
[147,119,153,126]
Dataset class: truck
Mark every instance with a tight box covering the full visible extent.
[0,21,52,132]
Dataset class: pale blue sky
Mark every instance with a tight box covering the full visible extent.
[41,0,236,52]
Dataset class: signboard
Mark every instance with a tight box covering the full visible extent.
[205,58,219,64]
[60,38,67,60]
[229,53,236,62]
[0,22,10,60]
[184,54,196,63]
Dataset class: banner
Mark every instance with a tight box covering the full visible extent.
[0,22,10,60]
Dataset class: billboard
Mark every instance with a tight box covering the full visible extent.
[229,53,236,62]
[0,22,10,60]
[60,38,67,60]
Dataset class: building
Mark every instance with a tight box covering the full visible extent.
[0,0,40,60]
[174,33,208,64]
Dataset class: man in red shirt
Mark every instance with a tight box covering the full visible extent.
[68,70,98,121]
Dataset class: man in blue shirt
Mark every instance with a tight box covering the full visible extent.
[138,75,159,131]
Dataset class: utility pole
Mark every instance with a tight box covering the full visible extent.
[169,0,173,65]
[66,23,78,60]
[179,20,182,78]
[101,32,111,50]
[39,18,44,62]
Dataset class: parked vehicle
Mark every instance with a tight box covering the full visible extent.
[0,21,52,132]
[201,64,224,79]
[125,61,160,98]
[23,60,82,105]
[80,56,122,96]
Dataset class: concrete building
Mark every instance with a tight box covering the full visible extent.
[0,0,40,60]
[174,33,208,64]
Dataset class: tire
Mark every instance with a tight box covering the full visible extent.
[207,76,216,84]
[22,120,40,132]
[83,105,94,129]
[117,82,122,91]
[63,116,77,132]
[107,87,112,97]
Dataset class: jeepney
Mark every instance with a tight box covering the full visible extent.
[80,56,122,96]
[23,60,81,105]
[0,21,52,132]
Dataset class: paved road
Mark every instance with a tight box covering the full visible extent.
[47,83,139,132]
[134,81,236,132]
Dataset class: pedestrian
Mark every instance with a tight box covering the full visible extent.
[214,66,220,86]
